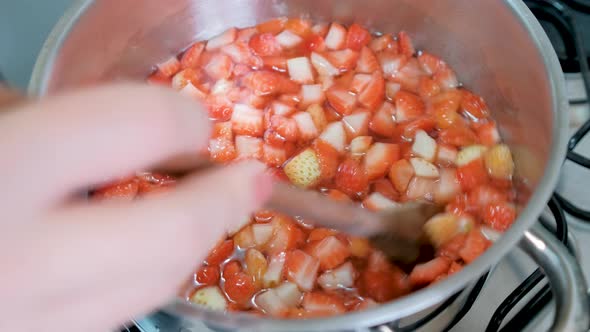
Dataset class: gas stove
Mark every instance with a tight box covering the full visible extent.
[1,1,589,332]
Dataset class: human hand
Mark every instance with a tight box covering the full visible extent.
[0,83,272,332]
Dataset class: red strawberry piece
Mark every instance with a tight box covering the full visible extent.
[302,292,346,316]
[459,229,490,263]
[262,144,287,167]
[326,49,360,71]
[231,104,264,136]
[242,70,299,96]
[417,52,444,75]
[224,271,258,305]
[397,31,415,57]
[179,82,208,101]
[358,72,385,110]
[360,252,409,302]
[392,58,426,93]
[389,159,415,193]
[287,56,314,83]
[350,136,373,155]
[342,111,371,139]
[434,168,461,204]
[437,144,459,166]
[307,228,339,243]
[156,56,181,78]
[325,189,352,202]
[212,122,233,140]
[265,216,306,255]
[237,27,258,42]
[369,102,396,137]
[221,42,262,68]
[292,111,319,141]
[457,159,489,192]
[403,117,437,140]
[461,90,489,120]
[319,121,347,152]
[434,65,459,91]
[363,192,400,211]
[448,262,463,275]
[263,252,287,288]
[272,101,296,116]
[180,42,205,69]
[364,143,401,180]
[285,18,312,37]
[324,23,347,50]
[476,122,501,146]
[235,136,263,160]
[310,236,351,270]
[372,178,400,201]
[249,33,283,56]
[356,46,380,73]
[318,261,357,290]
[406,176,437,201]
[438,125,478,147]
[379,52,409,78]
[223,260,243,279]
[206,239,234,266]
[335,157,369,197]
[301,84,325,106]
[93,178,139,201]
[370,34,395,52]
[326,87,357,116]
[395,90,425,122]
[206,27,238,50]
[468,184,508,211]
[204,54,233,80]
[418,77,441,99]
[147,70,172,86]
[257,17,287,34]
[346,23,372,51]
[262,56,289,72]
[409,257,452,286]
[436,233,467,261]
[313,138,341,181]
[270,114,299,142]
[196,266,221,286]
[482,202,516,232]
[284,250,320,291]
[304,34,327,52]
[208,138,237,163]
[351,73,373,94]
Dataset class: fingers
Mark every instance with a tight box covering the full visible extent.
[12,161,271,326]
[0,83,210,209]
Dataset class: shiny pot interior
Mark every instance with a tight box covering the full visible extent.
[30,0,568,330]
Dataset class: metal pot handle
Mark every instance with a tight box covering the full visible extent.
[518,224,589,332]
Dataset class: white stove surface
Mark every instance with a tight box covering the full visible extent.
[133,74,590,332]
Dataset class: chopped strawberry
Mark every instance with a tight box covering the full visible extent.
[358,72,385,110]
[263,252,287,288]
[190,286,228,311]
[461,90,489,120]
[397,31,415,57]
[436,233,467,261]
[386,82,402,100]
[354,47,379,74]
[345,23,372,50]
[417,52,444,75]
[283,148,321,188]
[325,189,352,203]
[364,143,400,180]
[434,65,459,91]
[438,125,478,147]
[326,49,360,72]
[224,271,257,305]
[231,104,264,136]
[272,101,296,116]
[456,159,489,192]
[310,52,340,77]
[319,121,347,152]
[301,84,325,106]
[270,114,299,142]
[249,33,283,56]
[476,122,501,146]
[287,56,314,83]
[237,27,257,42]
[395,90,425,122]
[360,252,409,302]
[292,111,319,141]
[223,260,242,279]
[156,56,181,77]
[257,17,287,34]
[285,250,320,291]
[262,144,287,167]
[318,261,357,290]
[245,248,268,288]
[252,223,274,246]
[209,138,237,162]
[284,18,312,37]
[206,239,234,266]
[262,56,289,72]
[306,104,328,132]
[350,74,373,94]
[406,176,437,201]
[313,138,341,182]
[392,58,426,93]
[448,262,463,275]
[342,111,371,139]
[181,42,205,69]
[310,236,351,270]
[379,52,409,78]
[147,70,172,86]
[204,54,233,80]
[326,87,357,115]
[93,178,138,201]
[389,159,415,193]
[434,168,462,204]
[409,257,451,286]
[221,42,260,68]
[370,34,395,52]
[265,216,307,254]
[179,82,207,101]
[363,192,400,211]
[235,136,263,159]
[234,225,255,249]
[242,70,299,96]
[255,288,290,317]
[350,136,373,155]
[459,229,490,263]
[482,202,516,232]
[418,77,441,99]
[404,118,437,142]
[324,23,347,50]
[196,266,221,286]
[206,27,238,50]
[302,292,346,316]
[304,34,327,52]
[468,184,508,212]
[369,102,396,137]
[335,157,369,197]
[436,144,459,166]
[308,228,339,243]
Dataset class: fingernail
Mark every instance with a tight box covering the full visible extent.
[254,169,274,205]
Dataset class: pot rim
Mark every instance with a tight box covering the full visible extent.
[28,0,569,329]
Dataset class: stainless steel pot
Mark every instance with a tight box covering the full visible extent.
[30,0,589,331]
